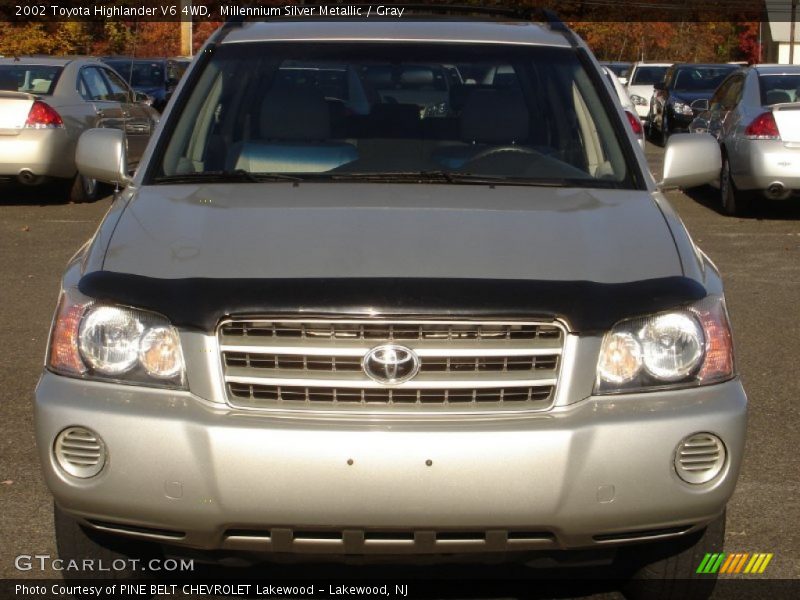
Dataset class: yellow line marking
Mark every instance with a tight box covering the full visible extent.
[758,554,774,574]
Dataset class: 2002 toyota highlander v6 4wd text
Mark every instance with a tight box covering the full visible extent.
[36,11,746,598]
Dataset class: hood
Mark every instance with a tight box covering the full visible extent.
[101,183,682,283]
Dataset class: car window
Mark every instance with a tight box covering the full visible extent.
[156,42,633,188]
[0,65,62,95]
[80,67,113,101]
[720,76,743,110]
[102,68,132,102]
[130,62,165,88]
[709,78,732,111]
[630,66,668,86]
[759,74,800,105]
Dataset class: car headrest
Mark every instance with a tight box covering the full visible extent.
[766,90,792,105]
[400,67,435,86]
[260,88,330,141]
[460,90,529,144]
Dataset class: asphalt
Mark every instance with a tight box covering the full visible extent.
[0,143,798,597]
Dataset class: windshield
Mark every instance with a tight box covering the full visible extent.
[0,65,62,95]
[631,66,668,86]
[107,60,165,88]
[672,66,736,92]
[759,74,800,105]
[155,42,632,188]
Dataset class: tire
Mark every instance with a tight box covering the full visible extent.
[622,511,726,600]
[720,156,751,216]
[660,111,670,147]
[67,173,99,203]
[54,504,160,585]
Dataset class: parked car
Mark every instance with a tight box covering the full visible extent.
[0,56,159,202]
[38,12,744,595]
[689,64,800,215]
[599,60,633,84]
[602,66,645,149]
[649,63,738,145]
[101,57,190,112]
[626,62,671,122]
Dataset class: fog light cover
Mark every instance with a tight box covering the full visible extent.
[54,427,106,478]
[674,432,726,484]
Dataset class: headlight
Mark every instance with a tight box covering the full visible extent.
[672,100,694,116]
[47,287,186,388]
[595,296,735,394]
[630,94,648,106]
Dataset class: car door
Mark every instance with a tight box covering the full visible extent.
[78,66,126,134]
[100,66,154,165]
[704,77,734,139]
[717,75,744,145]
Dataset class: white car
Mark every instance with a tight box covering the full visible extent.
[603,66,645,149]
[626,62,672,121]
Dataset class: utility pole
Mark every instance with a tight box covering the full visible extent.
[790,0,797,65]
[180,0,192,57]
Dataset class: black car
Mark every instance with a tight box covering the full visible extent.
[649,63,737,145]
[101,57,190,112]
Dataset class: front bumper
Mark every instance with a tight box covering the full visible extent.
[0,128,75,180]
[35,372,747,556]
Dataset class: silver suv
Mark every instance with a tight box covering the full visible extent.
[37,12,746,596]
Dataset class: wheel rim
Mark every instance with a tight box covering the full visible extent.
[83,176,97,198]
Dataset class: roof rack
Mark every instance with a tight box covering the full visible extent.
[218,3,577,47]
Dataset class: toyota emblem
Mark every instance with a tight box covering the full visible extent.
[362,344,420,385]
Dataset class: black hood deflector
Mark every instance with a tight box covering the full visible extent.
[78,272,706,334]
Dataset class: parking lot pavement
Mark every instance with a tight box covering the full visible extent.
[0,143,798,592]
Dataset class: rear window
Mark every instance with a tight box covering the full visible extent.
[155,42,635,189]
[0,65,62,95]
[759,74,800,105]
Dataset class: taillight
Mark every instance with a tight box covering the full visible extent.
[625,110,643,136]
[24,100,64,129]
[744,111,780,140]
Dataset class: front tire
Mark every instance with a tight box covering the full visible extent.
[54,504,160,583]
[622,511,726,600]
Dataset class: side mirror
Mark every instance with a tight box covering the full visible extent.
[619,77,628,85]
[76,128,132,187]
[135,91,154,106]
[659,133,721,189]
[691,98,709,111]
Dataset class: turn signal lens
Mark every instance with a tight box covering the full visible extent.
[48,291,90,375]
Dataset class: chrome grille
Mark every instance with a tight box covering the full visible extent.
[218,318,565,413]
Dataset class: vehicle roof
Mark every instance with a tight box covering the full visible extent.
[220,20,571,48]
[671,63,738,69]
[753,64,800,74]
[631,62,672,67]
[0,56,101,66]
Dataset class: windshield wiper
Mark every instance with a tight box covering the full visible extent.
[327,171,585,187]
[153,170,302,184]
